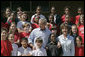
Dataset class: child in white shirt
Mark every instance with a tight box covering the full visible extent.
[29,37,47,56]
[18,38,31,56]
[8,34,18,56]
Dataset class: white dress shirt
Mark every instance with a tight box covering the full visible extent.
[18,46,32,56]
[29,47,47,56]
[11,43,18,56]
[31,14,46,23]
[58,34,75,56]
[28,28,51,48]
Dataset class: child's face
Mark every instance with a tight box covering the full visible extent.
[49,16,54,23]
[62,27,68,35]
[78,9,82,14]
[72,26,77,34]
[8,34,14,43]
[76,37,82,45]
[10,13,15,19]
[21,14,27,21]
[51,34,55,42]
[1,30,7,40]
[51,8,55,14]
[36,8,41,15]
[17,11,23,16]
[6,9,11,17]
[34,16,39,23]
[21,40,28,48]
[36,42,42,48]
[65,17,69,23]
[10,24,16,31]
[65,8,69,14]
[80,17,84,25]
[23,26,30,32]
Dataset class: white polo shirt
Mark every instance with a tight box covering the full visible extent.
[18,46,31,56]
[11,43,18,56]
[29,47,47,56]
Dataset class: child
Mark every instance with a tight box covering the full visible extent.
[31,6,46,23]
[50,6,61,26]
[75,7,83,25]
[31,15,40,29]
[61,6,74,24]
[7,12,19,25]
[1,7,12,29]
[16,7,23,21]
[47,14,58,30]
[1,28,13,56]
[19,23,31,39]
[75,36,84,56]
[18,38,31,56]
[29,37,47,56]
[8,34,18,56]
[77,14,84,45]
[70,24,78,45]
[58,23,75,56]
[63,14,73,32]
[17,12,31,33]
[9,22,20,46]
[46,33,63,56]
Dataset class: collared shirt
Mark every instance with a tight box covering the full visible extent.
[58,34,75,56]
[18,46,31,56]
[31,14,46,23]
[29,47,47,56]
[12,43,18,56]
[28,28,51,48]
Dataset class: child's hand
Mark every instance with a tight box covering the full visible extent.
[32,46,36,50]
[57,42,61,48]
[45,47,48,50]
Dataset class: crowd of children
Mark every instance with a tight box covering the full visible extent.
[1,6,84,56]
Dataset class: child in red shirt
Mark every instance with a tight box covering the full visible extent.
[1,7,12,29]
[61,6,74,24]
[75,7,83,25]
[31,15,39,29]
[46,14,59,30]
[77,14,84,45]
[19,23,31,39]
[1,28,13,56]
[75,36,84,56]
[9,22,20,46]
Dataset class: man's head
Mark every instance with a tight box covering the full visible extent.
[39,19,47,30]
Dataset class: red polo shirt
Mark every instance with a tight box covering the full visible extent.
[61,14,74,24]
[1,40,13,56]
[78,25,84,44]
[75,46,84,56]
[75,15,80,25]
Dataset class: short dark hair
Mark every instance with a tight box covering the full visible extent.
[76,36,82,42]
[35,37,43,43]
[64,6,70,11]
[21,38,28,42]
[1,28,8,33]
